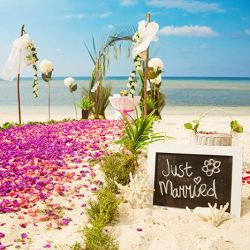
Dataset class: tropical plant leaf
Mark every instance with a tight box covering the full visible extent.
[184,123,193,130]
[115,109,167,154]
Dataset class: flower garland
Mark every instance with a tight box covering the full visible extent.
[133,54,143,71]
[26,41,39,97]
[127,70,137,97]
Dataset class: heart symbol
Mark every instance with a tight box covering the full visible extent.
[194,176,202,184]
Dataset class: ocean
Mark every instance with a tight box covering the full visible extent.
[0,77,250,107]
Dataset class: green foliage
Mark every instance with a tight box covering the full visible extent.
[157,91,167,113]
[0,122,20,130]
[139,90,166,119]
[101,152,136,187]
[184,119,200,133]
[84,186,119,250]
[86,186,119,226]
[93,85,112,118]
[231,120,244,133]
[148,68,162,80]
[84,28,134,118]
[115,109,166,154]
[77,97,93,110]
[70,242,84,250]
[184,117,244,134]
[146,97,156,110]
[0,119,75,130]
[84,30,134,90]
[42,72,52,82]
[69,84,78,93]
[83,222,118,250]
[83,85,112,118]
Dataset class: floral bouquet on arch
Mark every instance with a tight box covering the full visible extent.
[125,18,166,119]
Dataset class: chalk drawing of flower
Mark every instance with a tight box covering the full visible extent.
[202,159,221,177]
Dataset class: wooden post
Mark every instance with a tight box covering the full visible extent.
[48,81,51,121]
[144,13,151,116]
[17,24,25,124]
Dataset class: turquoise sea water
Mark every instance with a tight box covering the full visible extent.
[0,77,250,106]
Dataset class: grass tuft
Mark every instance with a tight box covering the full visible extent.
[86,186,119,226]
[101,152,136,188]
[83,222,118,250]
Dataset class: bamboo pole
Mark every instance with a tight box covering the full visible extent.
[73,92,77,119]
[48,81,51,121]
[17,24,25,124]
[144,13,151,116]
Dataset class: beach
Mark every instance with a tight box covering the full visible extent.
[1,0,250,248]
[0,105,250,249]
[1,105,250,124]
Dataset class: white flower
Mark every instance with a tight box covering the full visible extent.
[91,81,99,93]
[151,74,162,85]
[39,59,53,75]
[146,80,151,91]
[135,64,143,71]
[133,50,146,61]
[130,72,136,78]
[138,20,147,33]
[127,82,131,88]
[133,20,159,55]
[64,77,75,87]
[148,58,164,72]
[130,89,135,94]
[134,61,140,67]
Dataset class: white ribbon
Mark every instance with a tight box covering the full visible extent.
[91,81,100,93]
[0,34,32,81]
[133,20,159,56]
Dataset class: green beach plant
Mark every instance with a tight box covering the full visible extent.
[231,120,244,133]
[184,119,200,133]
[86,187,119,225]
[77,97,94,119]
[101,152,136,188]
[84,28,134,118]
[83,222,118,250]
[69,242,84,250]
[83,186,119,250]
[0,119,75,131]
[115,109,166,154]
[77,97,93,111]
[184,117,243,133]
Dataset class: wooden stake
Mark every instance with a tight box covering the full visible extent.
[17,24,25,124]
[144,13,151,116]
[48,81,51,121]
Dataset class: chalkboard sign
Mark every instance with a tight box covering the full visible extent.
[148,144,243,217]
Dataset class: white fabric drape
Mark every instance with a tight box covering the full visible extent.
[133,20,159,56]
[0,34,31,81]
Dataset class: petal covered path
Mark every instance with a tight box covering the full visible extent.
[0,120,122,214]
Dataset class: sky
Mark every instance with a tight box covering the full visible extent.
[0,0,250,77]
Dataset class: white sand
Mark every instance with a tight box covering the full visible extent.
[113,112,250,250]
[0,106,250,249]
[1,105,250,125]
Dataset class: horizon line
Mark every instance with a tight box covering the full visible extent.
[17,75,250,79]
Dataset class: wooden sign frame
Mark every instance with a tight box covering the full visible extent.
[148,144,243,217]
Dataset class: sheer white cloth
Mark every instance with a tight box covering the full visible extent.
[0,34,32,81]
[133,20,159,56]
